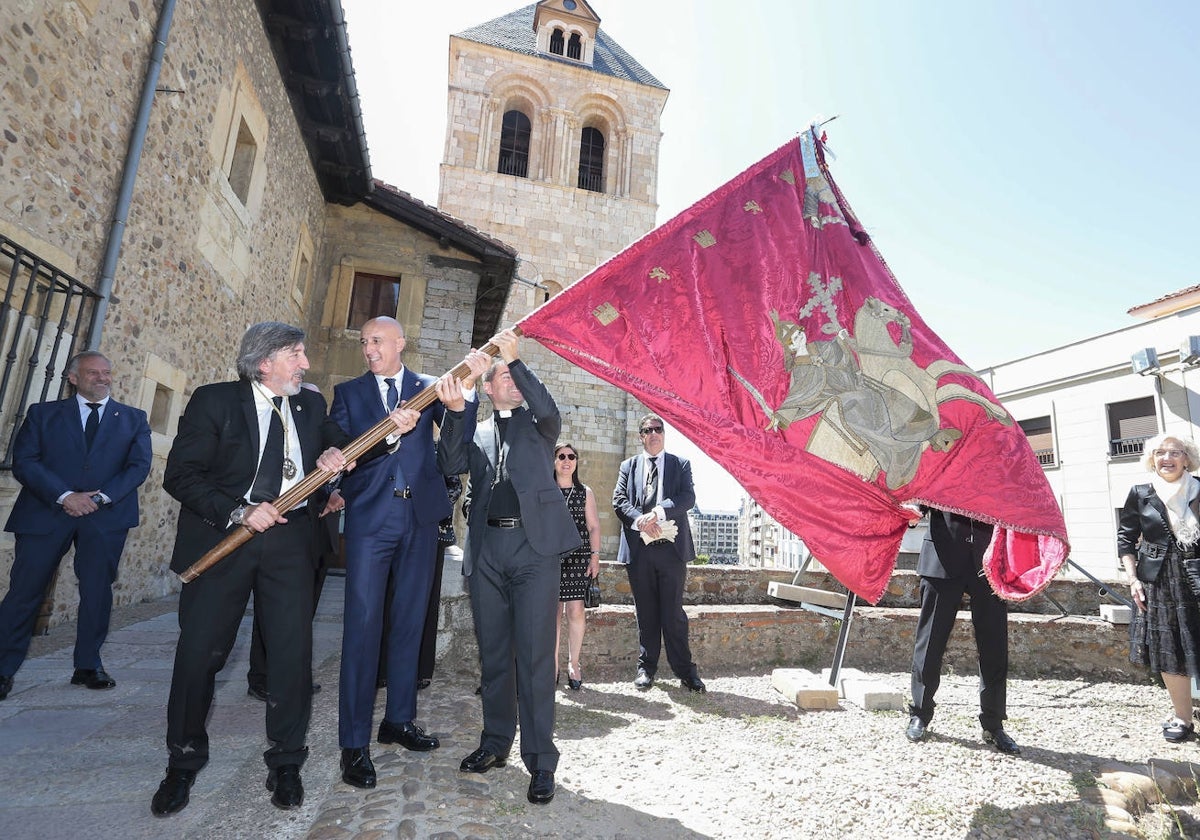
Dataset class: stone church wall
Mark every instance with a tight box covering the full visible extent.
[439,36,670,554]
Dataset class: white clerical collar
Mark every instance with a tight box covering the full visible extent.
[497,409,513,418]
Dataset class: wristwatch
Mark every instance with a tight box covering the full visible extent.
[230,504,248,526]
[90,493,105,506]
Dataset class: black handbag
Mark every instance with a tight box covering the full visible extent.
[584,575,601,609]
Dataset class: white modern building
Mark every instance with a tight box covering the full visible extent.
[737,496,810,570]
[688,507,740,564]
[980,288,1200,582]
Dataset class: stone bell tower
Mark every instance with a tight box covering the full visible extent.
[438,0,669,553]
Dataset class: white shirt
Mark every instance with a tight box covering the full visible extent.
[248,385,305,503]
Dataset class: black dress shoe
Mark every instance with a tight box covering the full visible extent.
[460,747,507,774]
[378,719,439,751]
[417,678,431,690]
[633,668,653,690]
[983,727,1021,755]
[681,675,706,693]
[266,763,303,809]
[0,674,12,700]
[341,747,376,788]
[905,715,927,742]
[247,684,268,702]
[527,769,555,804]
[71,668,116,690]
[151,767,197,817]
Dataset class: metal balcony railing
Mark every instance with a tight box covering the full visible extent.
[1109,435,1150,458]
[1033,448,1056,466]
[0,233,100,468]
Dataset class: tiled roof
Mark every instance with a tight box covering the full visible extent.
[455,3,666,89]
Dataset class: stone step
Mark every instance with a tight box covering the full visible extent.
[433,596,1145,686]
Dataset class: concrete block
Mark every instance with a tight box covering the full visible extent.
[767,581,847,609]
[771,668,840,710]
[817,667,905,710]
[1100,604,1132,625]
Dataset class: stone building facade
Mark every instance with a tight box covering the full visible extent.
[0,0,514,627]
[437,1,670,554]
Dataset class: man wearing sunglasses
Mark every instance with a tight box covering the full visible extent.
[613,414,705,693]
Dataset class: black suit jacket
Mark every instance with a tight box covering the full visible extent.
[163,380,347,574]
[1118,480,1200,583]
[437,360,579,573]
[916,509,994,580]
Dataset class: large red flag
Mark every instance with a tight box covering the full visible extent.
[519,129,1068,603]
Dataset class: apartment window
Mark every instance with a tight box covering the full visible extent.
[1107,396,1157,457]
[578,127,605,192]
[1018,416,1055,466]
[347,272,400,329]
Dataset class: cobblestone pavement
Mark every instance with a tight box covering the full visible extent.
[1,576,1198,839]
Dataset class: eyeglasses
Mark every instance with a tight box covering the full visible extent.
[639,426,664,435]
[1153,449,1185,459]
[556,452,577,461]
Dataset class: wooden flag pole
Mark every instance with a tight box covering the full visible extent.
[177,338,506,583]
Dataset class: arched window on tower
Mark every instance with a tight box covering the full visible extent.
[578,127,604,192]
[549,28,564,55]
[498,110,531,178]
[567,33,582,60]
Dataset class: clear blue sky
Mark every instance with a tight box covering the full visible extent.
[340,0,1198,508]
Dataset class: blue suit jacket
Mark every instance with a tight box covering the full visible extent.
[5,396,152,535]
[331,369,449,533]
[613,451,696,565]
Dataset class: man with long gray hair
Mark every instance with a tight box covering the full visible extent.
[151,322,355,816]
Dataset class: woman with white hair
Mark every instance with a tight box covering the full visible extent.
[1119,432,1200,742]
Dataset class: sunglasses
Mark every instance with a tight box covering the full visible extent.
[556,452,578,461]
[639,426,664,435]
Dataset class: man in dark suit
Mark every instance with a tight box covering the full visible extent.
[905,508,1020,754]
[151,322,351,817]
[0,351,151,700]
[436,330,580,806]
[614,414,705,693]
[327,316,449,790]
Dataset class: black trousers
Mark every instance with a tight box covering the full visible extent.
[166,513,314,771]
[909,571,1009,730]
[625,542,698,681]
[470,524,559,773]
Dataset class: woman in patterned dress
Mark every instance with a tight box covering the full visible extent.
[1120,432,1200,742]
[553,443,600,690]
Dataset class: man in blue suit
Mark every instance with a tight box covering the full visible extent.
[0,351,151,700]
[330,316,451,790]
[613,414,705,693]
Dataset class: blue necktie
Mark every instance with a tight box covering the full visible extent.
[385,378,399,411]
[84,403,101,450]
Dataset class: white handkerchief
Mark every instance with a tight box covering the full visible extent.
[641,519,678,544]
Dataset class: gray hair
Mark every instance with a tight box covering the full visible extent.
[67,350,109,375]
[236,322,305,382]
[1140,432,1200,473]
